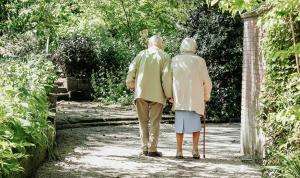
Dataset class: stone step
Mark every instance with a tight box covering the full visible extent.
[56,87,68,93]
[56,117,138,125]
[56,120,139,129]
[69,90,91,101]
[56,119,174,130]
[52,85,59,92]
[50,93,70,101]
[47,112,56,125]
[54,80,64,87]
[48,94,57,109]
[56,115,174,125]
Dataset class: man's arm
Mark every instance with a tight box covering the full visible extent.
[162,55,173,99]
[126,53,141,90]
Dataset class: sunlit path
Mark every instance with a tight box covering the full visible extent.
[35,122,261,177]
[1,0,298,177]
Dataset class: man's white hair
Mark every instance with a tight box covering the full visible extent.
[180,37,197,53]
[148,35,163,49]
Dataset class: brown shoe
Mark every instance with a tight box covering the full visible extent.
[192,150,200,159]
[193,154,200,159]
[175,151,184,159]
[148,151,162,157]
[143,151,148,156]
[139,151,148,156]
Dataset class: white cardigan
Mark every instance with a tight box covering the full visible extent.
[172,53,212,116]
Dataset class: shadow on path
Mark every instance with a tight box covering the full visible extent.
[35,123,261,177]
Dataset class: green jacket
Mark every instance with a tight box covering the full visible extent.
[126,46,173,105]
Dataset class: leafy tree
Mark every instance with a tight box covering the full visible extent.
[95,0,197,54]
[0,0,75,53]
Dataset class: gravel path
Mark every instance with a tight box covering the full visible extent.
[35,123,261,177]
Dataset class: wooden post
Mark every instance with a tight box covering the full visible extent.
[240,11,266,159]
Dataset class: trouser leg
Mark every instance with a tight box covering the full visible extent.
[135,99,150,152]
[148,101,163,152]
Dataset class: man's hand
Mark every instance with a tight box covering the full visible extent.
[168,97,174,103]
[129,88,135,92]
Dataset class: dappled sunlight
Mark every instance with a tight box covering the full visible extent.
[36,124,261,177]
[35,102,260,177]
[2,0,297,176]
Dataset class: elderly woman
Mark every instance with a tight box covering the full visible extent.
[171,38,212,159]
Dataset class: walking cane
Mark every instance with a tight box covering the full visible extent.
[203,107,206,159]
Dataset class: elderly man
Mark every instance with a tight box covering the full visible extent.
[126,35,172,157]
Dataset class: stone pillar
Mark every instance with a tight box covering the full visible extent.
[241,12,265,159]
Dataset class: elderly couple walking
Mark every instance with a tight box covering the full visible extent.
[126,35,212,159]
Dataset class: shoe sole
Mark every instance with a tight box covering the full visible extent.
[175,156,184,159]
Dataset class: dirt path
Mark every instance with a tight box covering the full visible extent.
[35,102,261,177]
[36,102,261,178]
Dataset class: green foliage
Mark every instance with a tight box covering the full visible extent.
[85,0,244,111]
[90,43,130,104]
[0,31,39,57]
[68,0,197,104]
[184,3,243,121]
[219,0,300,177]
[258,1,300,177]
[54,35,98,78]
[0,0,76,52]
[96,0,195,54]
[0,55,57,176]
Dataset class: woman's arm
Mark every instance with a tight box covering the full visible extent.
[201,59,212,102]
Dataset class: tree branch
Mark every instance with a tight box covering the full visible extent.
[119,0,133,44]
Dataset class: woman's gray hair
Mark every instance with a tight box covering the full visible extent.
[148,35,163,49]
[180,38,197,53]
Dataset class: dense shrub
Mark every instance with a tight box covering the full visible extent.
[0,32,39,58]
[90,37,134,105]
[54,35,98,78]
[84,1,196,105]
[0,55,57,176]
[257,3,300,176]
[184,4,243,121]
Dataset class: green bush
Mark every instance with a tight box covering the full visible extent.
[255,1,300,177]
[0,54,57,176]
[90,37,133,105]
[0,32,39,58]
[54,35,98,78]
[79,0,196,105]
[88,2,244,114]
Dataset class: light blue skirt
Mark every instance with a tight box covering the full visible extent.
[175,110,201,134]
